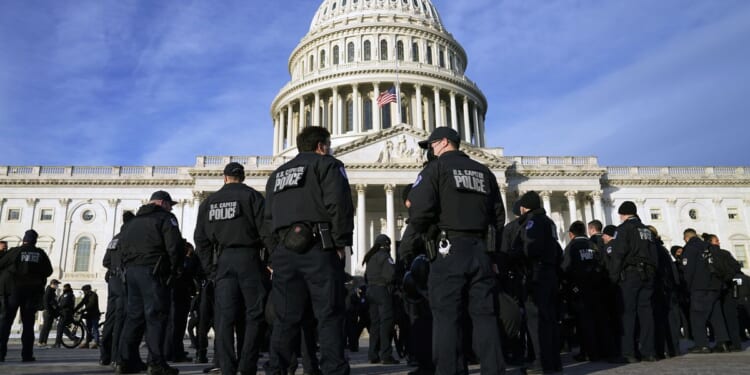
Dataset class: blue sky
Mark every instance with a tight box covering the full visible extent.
[1,0,749,167]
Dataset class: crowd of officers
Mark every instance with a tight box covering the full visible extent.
[1,126,749,375]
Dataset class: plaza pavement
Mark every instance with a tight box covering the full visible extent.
[0,338,747,374]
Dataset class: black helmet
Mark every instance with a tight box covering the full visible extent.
[374,234,391,248]
[410,254,430,288]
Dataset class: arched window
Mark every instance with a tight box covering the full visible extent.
[439,47,445,68]
[347,42,355,63]
[333,45,340,65]
[320,50,326,69]
[363,98,373,130]
[309,55,315,72]
[74,237,91,272]
[382,104,392,129]
[380,40,388,60]
[345,98,354,132]
[412,42,420,62]
[363,40,371,61]
[397,41,404,61]
[426,44,433,65]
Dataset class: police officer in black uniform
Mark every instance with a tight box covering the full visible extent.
[363,234,399,364]
[264,126,353,375]
[408,127,506,375]
[195,162,270,375]
[513,191,562,374]
[38,278,61,347]
[100,211,135,366]
[608,201,658,363]
[116,191,184,375]
[561,221,605,362]
[0,229,54,362]
[682,229,730,353]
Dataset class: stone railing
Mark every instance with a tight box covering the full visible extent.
[0,165,191,178]
[506,156,599,166]
[195,156,293,169]
[606,166,750,177]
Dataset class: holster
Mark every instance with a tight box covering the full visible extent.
[423,235,437,262]
[486,225,497,254]
[316,222,335,250]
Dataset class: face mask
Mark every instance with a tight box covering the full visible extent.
[426,147,437,162]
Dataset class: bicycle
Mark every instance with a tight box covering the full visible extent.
[54,311,87,348]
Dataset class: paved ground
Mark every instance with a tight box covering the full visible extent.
[0,339,748,374]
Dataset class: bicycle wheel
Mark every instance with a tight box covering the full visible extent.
[61,320,86,349]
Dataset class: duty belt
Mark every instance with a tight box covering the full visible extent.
[444,230,484,239]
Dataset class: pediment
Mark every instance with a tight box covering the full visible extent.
[333,125,508,168]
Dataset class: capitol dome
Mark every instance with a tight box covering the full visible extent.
[270,0,488,156]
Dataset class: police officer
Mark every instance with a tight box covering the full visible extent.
[363,234,399,364]
[0,229,54,362]
[408,127,506,375]
[100,211,135,366]
[116,191,184,375]
[561,221,605,362]
[682,229,730,353]
[194,162,270,375]
[38,278,61,347]
[513,191,562,374]
[164,241,200,363]
[54,283,75,348]
[608,201,658,363]
[76,284,101,349]
[264,126,353,375]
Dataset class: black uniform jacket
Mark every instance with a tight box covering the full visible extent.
[264,152,354,248]
[683,237,722,291]
[407,150,505,244]
[365,249,396,287]
[194,182,270,253]
[608,216,657,282]
[119,203,184,272]
[0,244,53,291]
[561,236,602,288]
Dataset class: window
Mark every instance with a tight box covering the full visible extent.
[82,210,95,222]
[347,42,354,63]
[412,42,420,62]
[345,99,354,132]
[382,104,392,129]
[426,44,433,64]
[333,46,339,65]
[363,98,372,130]
[728,208,740,221]
[396,41,404,61]
[734,244,747,268]
[688,209,698,220]
[320,50,326,69]
[380,40,388,60]
[74,237,91,272]
[40,209,54,222]
[6,208,21,222]
[363,40,371,61]
[439,47,445,67]
[309,55,314,72]
[650,209,662,221]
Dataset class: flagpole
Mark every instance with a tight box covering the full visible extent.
[395,46,402,125]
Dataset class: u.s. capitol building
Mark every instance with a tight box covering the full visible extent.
[2,0,749,300]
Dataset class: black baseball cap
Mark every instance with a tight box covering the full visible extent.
[150,190,178,205]
[223,162,245,178]
[418,127,461,149]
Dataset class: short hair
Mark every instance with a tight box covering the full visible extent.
[701,233,716,243]
[297,126,331,153]
[683,228,697,236]
[447,139,460,150]
[568,221,587,237]
[587,220,603,232]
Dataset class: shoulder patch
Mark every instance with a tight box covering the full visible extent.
[170,218,179,227]
[106,239,119,250]
[525,220,534,230]
[413,174,423,188]
[339,166,348,180]
[388,256,395,265]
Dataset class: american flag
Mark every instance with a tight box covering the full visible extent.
[377,87,397,107]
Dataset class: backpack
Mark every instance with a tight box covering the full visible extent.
[705,247,740,283]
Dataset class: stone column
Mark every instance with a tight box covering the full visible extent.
[273,117,279,155]
[352,84,360,132]
[373,82,381,131]
[286,104,294,147]
[356,185,367,271]
[385,184,397,259]
[479,112,486,147]
[463,96,471,143]
[473,105,480,145]
[433,87,441,127]
[591,191,604,221]
[415,84,424,130]
[711,198,723,235]
[635,199,647,219]
[541,191,552,216]
[314,91,321,127]
[333,86,340,135]
[566,191,578,224]
[299,97,305,128]
[664,198,679,243]
[449,91,458,131]
[0,198,5,228]
[500,184,509,224]
[25,198,38,230]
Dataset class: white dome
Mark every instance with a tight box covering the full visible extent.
[310,0,444,34]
